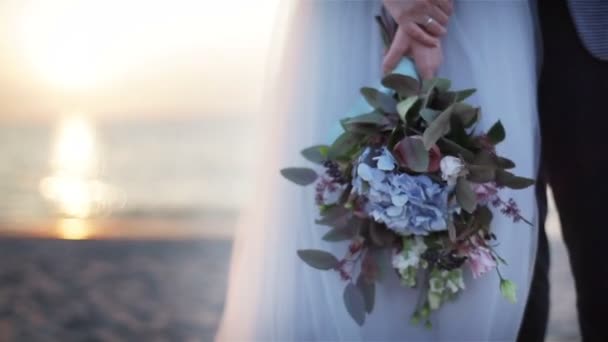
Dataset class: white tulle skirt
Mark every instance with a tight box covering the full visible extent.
[216,1,540,341]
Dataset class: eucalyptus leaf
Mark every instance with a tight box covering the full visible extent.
[344,283,366,326]
[496,156,516,169]
[393,137,429,172]
[476,206,493,230]
[369,221,395,247]
[452,103,479,128]
[297,249,340,270]
[322,226,356,242]
[328,131,363,160]
[467,164,496,183]
[495,170,535,189]
[420,108,440,124]
[387,126,405,149]
[436,139,475,162]
[434,91,457,109]
[456,178,477,213]
[381,74,420,98]
[316,205,350,227]
[301,145,329,164]
[280,167,318,186]
[473,150,498,166]
[342,111,391,135]
[396,96,419,123]
[448,115,470,147]
[454,88,476,102]
[472,150,517,170]
[356,274,375,313]
[422,77,451,93]
[360,87,398,113]
[422,105,454,150]
[487,120,506,145]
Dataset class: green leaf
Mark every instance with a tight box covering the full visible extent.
[476,206,493,230]
[369,221,395,247]
[381,74,420,98]
[467,164,496,183]
[496,156,516,169]
[343,283,366,326]
[433,91,457,109]
[396,96,419,123]
[420,108,440,124]
[387,126,405,149]
[422,105,454,150]
[487,120,506,145]
[500,279,517,304]
[297,249,340,270]
[495,170,535,189]
[436,139,475,162]
[452,103,479,128]
[422,77,451,93]
[356,274,375,314]
[328,131,363,160]
[322,226,356,242]
[456,178,477,213]
[301,145,329,164]
[454,88,476,102]
[344,111,389,126]
[448,115,470,147]
[473,150,498,166]
[280,168,318,186]
[393,137,429,172]
[315,205,350,227]
[360,87,398,113]
[342,111,391,135]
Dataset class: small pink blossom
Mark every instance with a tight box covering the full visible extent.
[315,176,347,206]
[459,236,496,279]
[467,245,496,278]
[472,182,498,205]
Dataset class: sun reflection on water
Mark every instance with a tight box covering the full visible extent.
[40,115,121,239]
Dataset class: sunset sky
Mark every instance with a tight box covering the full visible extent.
[0,0,280,120]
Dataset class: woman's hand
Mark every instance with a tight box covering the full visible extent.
[382,0,452,74]
[409,41,443,80]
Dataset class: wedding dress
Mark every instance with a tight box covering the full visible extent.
[216,1,540,341]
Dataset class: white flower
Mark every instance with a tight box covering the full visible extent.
[440,156,466,186]
[392,236,427,271]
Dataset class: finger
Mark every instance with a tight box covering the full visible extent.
[422,17,447,37]
[406,23,440,48]
[434,0,454,16]
[416,58,437,80]
[383,29,410,74]
[430,5,450,27]
[414,49,442,80]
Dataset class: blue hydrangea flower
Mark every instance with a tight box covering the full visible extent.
[352,147,456,236]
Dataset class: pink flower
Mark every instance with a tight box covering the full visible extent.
[462,237,497,279]
[472,182,498,205]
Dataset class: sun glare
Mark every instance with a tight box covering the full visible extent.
[57,218,92,240]
[16,0,281,91]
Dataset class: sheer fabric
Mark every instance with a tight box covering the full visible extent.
[216,1,539,341]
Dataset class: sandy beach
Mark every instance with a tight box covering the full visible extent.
[0,222,579,342]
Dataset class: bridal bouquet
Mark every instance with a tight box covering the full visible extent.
[281,19,534,328]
